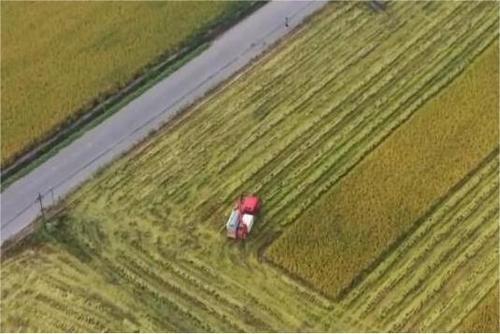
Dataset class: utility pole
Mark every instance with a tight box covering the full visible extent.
[38,193,45,220]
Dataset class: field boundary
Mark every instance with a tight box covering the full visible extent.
[261,84,498,302]
[262,32,498,300]
[259,250,334,302]
[0,2,327,251]
[335,147,500,300]
[0,1,266,187]
[259,153,500,303]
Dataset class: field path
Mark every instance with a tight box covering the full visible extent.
[0,0,327,244]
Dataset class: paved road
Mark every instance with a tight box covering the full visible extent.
[0,1,328,244]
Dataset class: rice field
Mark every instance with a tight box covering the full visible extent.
[318,151,499,332]
[1,1,498,332]
[266,40,499,298]
[0,1,251,166]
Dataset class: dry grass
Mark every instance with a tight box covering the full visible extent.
[266,41,499,298]
[0,1,240,165]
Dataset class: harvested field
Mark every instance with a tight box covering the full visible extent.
[266,41,499,298]
[0,1,251,166]
[1,1,498,332]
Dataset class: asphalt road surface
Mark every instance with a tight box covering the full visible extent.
[0,0,328,245]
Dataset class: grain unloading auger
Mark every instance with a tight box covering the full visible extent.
[225,195,261,240]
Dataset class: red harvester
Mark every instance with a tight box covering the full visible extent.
[225,195,261,240]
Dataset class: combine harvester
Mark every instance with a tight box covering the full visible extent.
[226,195,261,240]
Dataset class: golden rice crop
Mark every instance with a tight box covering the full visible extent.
[322,152,499,332]
[0,1,238,166]
[317,153,498,332]
[266,41,499,298]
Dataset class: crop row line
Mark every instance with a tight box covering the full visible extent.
[211,2,455,208]
[131,1,420,208]
[402,234,499,332]
[263,6,498,234]
[133,247,286,331]
[378,199,499,325]
[356,179,499,318]
[341,151,499,308]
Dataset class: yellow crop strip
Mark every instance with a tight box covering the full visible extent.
[1,1,241,165]
[317,151,499,331]
[267,41,499,299]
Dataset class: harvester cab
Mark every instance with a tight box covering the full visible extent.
[226,195,261,240]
